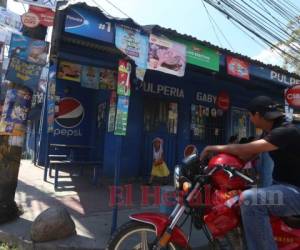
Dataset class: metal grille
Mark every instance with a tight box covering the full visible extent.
[144,97,178,135]
[190,104,227,145]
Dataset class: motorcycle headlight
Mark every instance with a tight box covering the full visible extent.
[174,165,181,189]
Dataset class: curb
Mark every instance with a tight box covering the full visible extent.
[0,229,210,250]
[0,230,105,250]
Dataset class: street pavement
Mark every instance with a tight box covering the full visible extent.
[0,160,209,249]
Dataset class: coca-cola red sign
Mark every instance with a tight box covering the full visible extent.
[285,84,300,108]
[216,91,230,111]
[29,6,54,27]
[21,12,40,28]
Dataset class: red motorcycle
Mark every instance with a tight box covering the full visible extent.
[106,153,300,250]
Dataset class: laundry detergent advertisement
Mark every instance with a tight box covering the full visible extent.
[9,33,49,65]
[6,56,43,91]
[0,87,32,136]
[115,25,149,69]
[64,6,114,44]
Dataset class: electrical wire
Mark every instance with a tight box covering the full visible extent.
[102,0,131,18]
[202,0,300,65]
[229,19,269,51]
[201,0,234,51]
[90,0,111,16]
[201,0,224,48]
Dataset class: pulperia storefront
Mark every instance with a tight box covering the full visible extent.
[34,2,298,178]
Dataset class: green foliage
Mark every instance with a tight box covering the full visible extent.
[0,243,18,250]
[278,16,300,74]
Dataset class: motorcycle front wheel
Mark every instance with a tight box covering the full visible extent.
[214,228,245,250]
[106,221,180,250]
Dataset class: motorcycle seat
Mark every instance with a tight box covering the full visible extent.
[281,215,300,229]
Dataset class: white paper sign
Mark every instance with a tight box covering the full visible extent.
[14,0,57,10]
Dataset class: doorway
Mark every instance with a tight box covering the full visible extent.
[142,96,178,177]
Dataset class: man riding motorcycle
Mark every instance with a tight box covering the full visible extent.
[200,96,300,250]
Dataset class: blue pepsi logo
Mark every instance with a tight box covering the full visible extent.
[65,8,84,29]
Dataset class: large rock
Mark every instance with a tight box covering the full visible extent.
[30,206,76,242]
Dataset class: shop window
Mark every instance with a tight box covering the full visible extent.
[144,98,178,134]
[190,104,226,145]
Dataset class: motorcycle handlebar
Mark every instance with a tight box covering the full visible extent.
[223,166,255,184]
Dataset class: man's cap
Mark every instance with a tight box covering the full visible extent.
[247,96,284,120]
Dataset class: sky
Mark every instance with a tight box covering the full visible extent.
[6,0,299,67]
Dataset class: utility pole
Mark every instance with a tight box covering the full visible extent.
[0,0,48,223]
[0,0,6,8]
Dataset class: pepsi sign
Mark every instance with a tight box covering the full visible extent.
[55,97,84,128]
[64,6,114,44]
[54,97,84,137]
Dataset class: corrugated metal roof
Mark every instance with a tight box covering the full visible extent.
[144,25,300,79]
[58,0,141,29]
[59,1,300,79]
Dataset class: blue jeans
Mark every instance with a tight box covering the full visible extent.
[256,152,274,187]
[240,184,300,250]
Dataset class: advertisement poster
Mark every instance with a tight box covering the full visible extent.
[231,107,249,139]
[97,102,106,128]
[0,87,32,136]
[21,12,40,28]
[14,0,57,10]
[99,68,117,90]
[4,88,32,125]
[64,6,114,44]
[81,66,100,89]
[114,95,129,136]
[31,66,48,108]
[9,33,49,65]
[117,59,131,96]
[47,100,55,132]
[0,7,23,32]
[107,91,116,132]
[179,39,219,71]
[148,34,186,77]
[28,6,55,26]
[0,81,11,117]
[6,57,43,90]
[285,84,300,109]
[47,64,57,133]
[227,56,250,80]
[57,60,81,82]
[0,42,4,83]
[0,89,17,134]
[115,25,149,69]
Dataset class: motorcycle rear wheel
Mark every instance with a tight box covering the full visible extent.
[106,221,180,250]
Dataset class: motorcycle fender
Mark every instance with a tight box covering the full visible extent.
[130,212,191,249]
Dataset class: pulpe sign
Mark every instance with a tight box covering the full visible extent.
[285,84,300,108]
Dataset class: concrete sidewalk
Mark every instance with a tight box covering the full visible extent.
[0,160,209,249]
